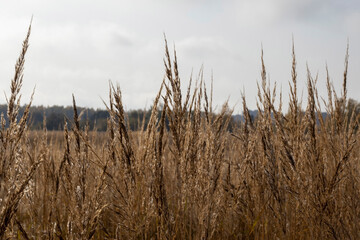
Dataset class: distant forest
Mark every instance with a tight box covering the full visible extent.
[0,104,246,132]
[0,98,358,131]
[0,105,153,131]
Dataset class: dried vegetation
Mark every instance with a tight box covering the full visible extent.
[0,24,359,239]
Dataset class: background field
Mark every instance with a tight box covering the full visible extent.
[0,25,359,240]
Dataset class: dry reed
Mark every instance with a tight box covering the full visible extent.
[0,23,359,240]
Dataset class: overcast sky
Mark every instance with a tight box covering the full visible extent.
[0,0,359,112]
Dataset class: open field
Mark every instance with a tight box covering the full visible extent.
[0,25,359,239]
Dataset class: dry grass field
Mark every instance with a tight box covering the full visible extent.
[0,24,359,239]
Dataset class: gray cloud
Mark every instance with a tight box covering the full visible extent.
[0,0,358,111]
[112,33,133,47]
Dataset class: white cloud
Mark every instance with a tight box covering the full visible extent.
[0,0,358,110]
[345,12,360,34]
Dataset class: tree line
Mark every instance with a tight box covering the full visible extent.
[0,104,153,131]
[0,98,358,131]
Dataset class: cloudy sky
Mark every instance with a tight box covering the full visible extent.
[0,0,359,112]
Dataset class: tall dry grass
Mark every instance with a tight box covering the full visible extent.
[0,23,359,239]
